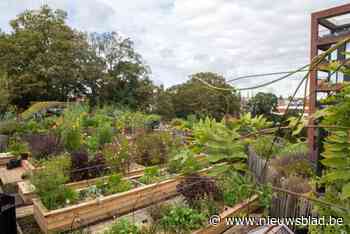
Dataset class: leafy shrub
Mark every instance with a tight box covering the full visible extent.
[167,149,207,175]
[176,174,222,208]
[26,133,62,160]
[217,171,254,207]
[193,118,247,165]
[8,136,29,156]
[81,114,100,128]
[147,203,172,222]
[104,219,140,234]
[134,131,179,166]
[70,150,89,181]
[277,141,308,157]
[228,113,272,135]
[86,135,99,152]
[31,155,77,210]
[62,127,82,152]
[103,135,131,174]
[139,166,162,185]
[96,123,114,146]
[0,120,20,135]
[115,111,146,133]
[251,136,280,159]
[17,119,43,134]
[159,204,205,233]
[96,173,132,195]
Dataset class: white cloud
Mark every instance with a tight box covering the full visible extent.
[0,0,349,97]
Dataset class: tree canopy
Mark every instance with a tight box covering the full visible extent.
[246,92,278,118]
[0,5,155,110]
[153,72,240,120]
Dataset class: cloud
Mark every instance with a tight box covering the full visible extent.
[0,0,349,97]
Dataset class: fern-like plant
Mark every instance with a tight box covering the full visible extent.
[193,117,246,168]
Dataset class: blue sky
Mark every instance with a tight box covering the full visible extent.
[0,0,349,97]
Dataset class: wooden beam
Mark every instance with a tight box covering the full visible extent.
[319,18,337,30]
[317,32,350,46]
[312,3,350,19]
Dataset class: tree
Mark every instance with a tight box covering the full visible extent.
[85,32,155,110]
[165,72,240,120]
[0,71,10,114]
[0,5,90,108]
[152,86,175,120]
[0,6,156,111]
[247,92,278,117]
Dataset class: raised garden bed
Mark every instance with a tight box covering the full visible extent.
[18,162,146,205]
[0,152,15,166]
[33,174,183,233]
[193,195,259,234]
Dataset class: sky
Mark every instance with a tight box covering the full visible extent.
[0,0,349,97]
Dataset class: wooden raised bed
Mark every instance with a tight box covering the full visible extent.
[33,175,183,233]
[0,152,15,166]
[18,162,146,205]
[21,159,40,174]
[193,195,259,234]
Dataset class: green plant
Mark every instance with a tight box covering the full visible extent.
[228,113,272,134]
[217,170,254,207]
[31,155,77,210]
[134,131,179,166]
[96,123,114,146]
[104,218,140,234]
[62,127,82,152]
[311,84,350,232]
[193,117,246,168]
[86,135,99,152]
[96,173,132,195]
[167,149,206,175]
[159,204,205,233]
[103,135,131,173]
[0,119,20,135]
[257,184,273,212]
[8,136,29,156]
[277,141,308,157]
[17,119,43,134]
[251,135,280,159]
[139,166,162,184]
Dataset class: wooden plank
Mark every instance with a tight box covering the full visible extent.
[0,153,15,166]
[33,176,182,233]
[17,164,146,205]
[0,166,26,185]
[193,195,260,234]
[16,205,34,218]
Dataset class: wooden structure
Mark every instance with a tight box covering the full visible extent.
[308,4,350,164]
[194,195,259,234]
[18,161,145,205]
[0,166,26,186]
[0,153,15,166]
[33,176,181,233]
